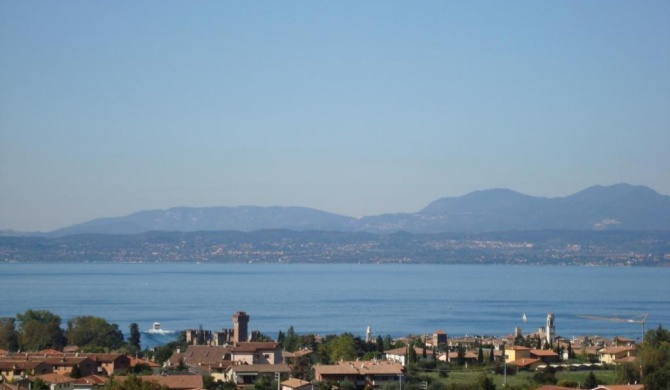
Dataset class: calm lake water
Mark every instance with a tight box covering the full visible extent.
[1,263,668,349]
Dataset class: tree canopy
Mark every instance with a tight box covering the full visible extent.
[16,310,66,351]
[0,317,18,351]
[66,315,124,351]
[639,325,670,390]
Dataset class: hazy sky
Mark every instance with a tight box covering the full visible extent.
[1,1,669,232]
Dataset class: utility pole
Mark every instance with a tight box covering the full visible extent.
[502,343,507,387]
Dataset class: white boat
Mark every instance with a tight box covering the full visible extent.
[522,313,527,322]
[153,322,161,331]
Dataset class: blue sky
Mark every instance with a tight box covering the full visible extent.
[1,1,669,232]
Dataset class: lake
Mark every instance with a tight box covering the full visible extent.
[1,263,668,349]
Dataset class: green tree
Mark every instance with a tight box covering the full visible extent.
[284,326,301,352]
[0,317,19,351]
[253,375,277,390]
[277,330,285,346]
[584,371,599,389]
[477,345,483,364]
[66,316,124,351]
[408,344,418,364]
[556,380,579,388]
[376,336,384,353]
[33,378,48,390]
[489,347,494,364]
[16,309,66,351]
[639,325,670,390]
[129,323,141,351]
[329,333,358,362]
[457,344,465,366]
[533,366,557,385]
[616,362,641,385]
[477,373,496,390]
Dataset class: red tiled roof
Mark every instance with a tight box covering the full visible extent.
[530,349,559,357]
[228,364,292,374]
[75,375,108,385]
[508,358,540,367]
[37,373,77,384]
[281,378,311,389]
[116,375,203,390]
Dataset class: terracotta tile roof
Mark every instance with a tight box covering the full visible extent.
[169,346,231,366]
[508,346,531,351]
[384,347,408,355]
[230,342,279,352]
[530,349,559,357]
[116,375,203,390]
[535,386,580,390]
[508,358,540,367]
[593,386,644,390]
[0,350,8,356]
[228,364,292,374]
[281,378,311,389]
[75,375,108,385]
[37,350,64,356]
[129,357,160,368]
[44,357,92,366]
[0,360,47,370]
[79,353,127,363]
[283,350,313,359]
[36,373,77,384]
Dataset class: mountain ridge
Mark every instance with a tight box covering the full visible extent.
[22,183,670,236]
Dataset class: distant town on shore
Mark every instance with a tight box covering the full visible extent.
[1,310,668,390]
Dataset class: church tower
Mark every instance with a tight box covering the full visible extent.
[233,311,249,343]
[546,313,555,345]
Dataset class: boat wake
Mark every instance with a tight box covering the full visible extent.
[144,328,176,335]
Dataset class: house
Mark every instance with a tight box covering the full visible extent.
[507,358,542,371]
[592,386,644,390]
[312,360,403,389]
[530,349,560,364]
[230,342,282,365]
[281,378,312,390]
[504,346,531,361]
[168,345,232,368]
[438,352,478,365]
[613,337,636,347]
[535,386,581,390]
[0,361,52,381]
[384,347,427,367]
[128,357,161,374]
[44,357,97,378]
[384,347,409,366]
[80,354,130,375]
[115,375,203,390]
[73,375,107,390]
[598,347,636,364]
[225,364,292,386]
[35,373,77,390]
[282,350,314,365]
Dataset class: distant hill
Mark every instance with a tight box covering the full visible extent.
[38,183,670,236]
[50,206,355,236]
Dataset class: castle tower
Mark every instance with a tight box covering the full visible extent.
[233,311,249,343]
[546,313,555,344]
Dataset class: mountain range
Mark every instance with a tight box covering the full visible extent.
[31,183,670,236]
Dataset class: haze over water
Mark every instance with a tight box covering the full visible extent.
[1,263,668,349]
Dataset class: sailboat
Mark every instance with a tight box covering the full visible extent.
[522,313,527,322]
